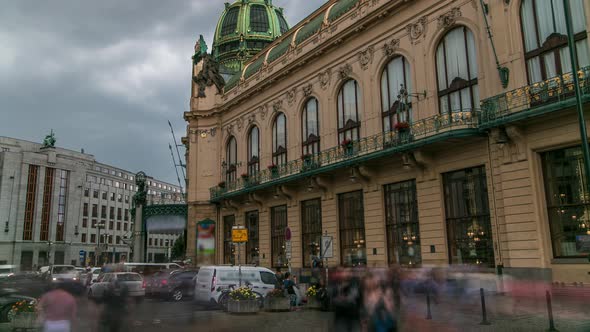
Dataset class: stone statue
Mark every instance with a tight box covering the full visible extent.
[193,53,225,98]
[132,171,147,208]
[192,35,225,98]
[41,129,56,149]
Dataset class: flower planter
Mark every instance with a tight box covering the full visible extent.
[264,297,290,312]
[227,299,259,314]
[11,312,38,330]
[270,169,279,179]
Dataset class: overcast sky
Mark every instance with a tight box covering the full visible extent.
[0,0,325,186]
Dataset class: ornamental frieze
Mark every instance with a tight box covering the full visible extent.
[358,46,374,70]
[383,38,400,57]
[406,16,428,44]
[259,104,268,120]
[438,8,461,30]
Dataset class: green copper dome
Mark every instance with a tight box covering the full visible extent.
[213,0,289,75]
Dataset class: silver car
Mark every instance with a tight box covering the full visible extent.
[88,272,145,300]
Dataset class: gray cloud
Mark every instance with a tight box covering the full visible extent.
[0,0,326,185]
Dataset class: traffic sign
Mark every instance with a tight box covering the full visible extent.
[79,250,85,255]
[321,236,333,258]
[285,241,292,259]
[232,227,248,243]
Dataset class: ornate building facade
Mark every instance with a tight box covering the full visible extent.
[185,0,590,284]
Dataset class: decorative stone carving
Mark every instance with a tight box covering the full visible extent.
[438,8,461,30]
[338,64,353,79]
[319,69,332,90]
[286,88,296,106]
[273,99,283,112]
[406,16,428,43]
[225,124,234,136]
[303,84,313,97]
[236,117,244,131]
[383,38,400,57]
[259,104,268,120]
[358,46,374,70]
[247,114,255,125]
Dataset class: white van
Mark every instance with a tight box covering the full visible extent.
[193,266,278,305]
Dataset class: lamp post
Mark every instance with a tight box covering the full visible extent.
[563,0,590,195]
[96,221,106,266]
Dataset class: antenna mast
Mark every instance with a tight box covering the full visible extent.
[168,121,187,196]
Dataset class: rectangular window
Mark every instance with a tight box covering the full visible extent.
[110,193,115,201]
[101,205,107,219]
[108,235,113,244]
[117,194,122,202]
[83,203,88,217]
[92,219,97,228]
[107,179,112,187]
[271,205,288,268]
[23,165,39,241]
[81,233,87,243]
[245,211,259,265]
[339,191,366,267]
[443,166,494,267]
[149,238,153,246]
[109,221,114,230]
[93,190,99,198]
[542,146,590,258]
[116,236,121,244]
[117,222,121,231]
[384,180,421,266]
[40,167,55,241]
[84,188,89,197]
[159,239,163,246]
[301,199,322,268]
[92,204,98,218]
[223,215,235,264]
[125,195,129,203]
[91,234,96,243]
[117,208,122,220]
[55,170,69,242]
[109,207,115,220]
[82,218,88,228]
[124,209,129,221]
[124,223,128,231]
[101,191,107,200]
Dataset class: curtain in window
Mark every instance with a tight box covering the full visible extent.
[273,113,287,165]
[337,80,361,142]
[248,127,259,175]
[302,98,320,155]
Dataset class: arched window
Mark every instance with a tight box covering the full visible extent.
[337,80,361,143]
[302,98,320,155]
[381,56,412,132]
[436,26,479,115]
[521,0,588,83]
[225,136,237,182]
[272,113,287,166]
[248,126,260,175]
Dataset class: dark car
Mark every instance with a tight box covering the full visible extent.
[0,288,36,322]
[151,270,198,301]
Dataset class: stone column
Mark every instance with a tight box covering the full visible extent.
[132,205,144,262]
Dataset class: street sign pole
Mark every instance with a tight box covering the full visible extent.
[232,225,248,287]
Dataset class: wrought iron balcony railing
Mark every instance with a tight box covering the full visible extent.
[480,66,590,128]
[210,111,479,201]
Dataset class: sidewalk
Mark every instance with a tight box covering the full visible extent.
[398,291,590,332]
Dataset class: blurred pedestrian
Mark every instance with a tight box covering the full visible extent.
[38,284,77,332]
[275,268,284,288]
[101,279,130,332]
[332,268,362,332]
[283,272,297,308]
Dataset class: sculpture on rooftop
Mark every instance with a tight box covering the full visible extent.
[193,35,225,98]
[41,129,56,149]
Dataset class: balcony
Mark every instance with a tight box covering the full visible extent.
[480,66,590,129]
[210,111,479,202]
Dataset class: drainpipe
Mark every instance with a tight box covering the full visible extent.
[486,132,504,271]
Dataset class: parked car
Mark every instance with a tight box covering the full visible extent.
[88,272,145,301]
[86,267,102,286]
[151,270,198,301]
[193,266,278,306]
[0,288,36,322]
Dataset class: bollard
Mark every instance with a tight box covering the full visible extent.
[479,288,491,325]
[426,290,432,320]
[546,290,559,332]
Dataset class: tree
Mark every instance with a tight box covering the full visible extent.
[171,234,186,260]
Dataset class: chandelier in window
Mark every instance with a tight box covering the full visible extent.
[402,231,418,245]
[466,223,485,242]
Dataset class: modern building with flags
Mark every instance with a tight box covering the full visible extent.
[184,0,590,285]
